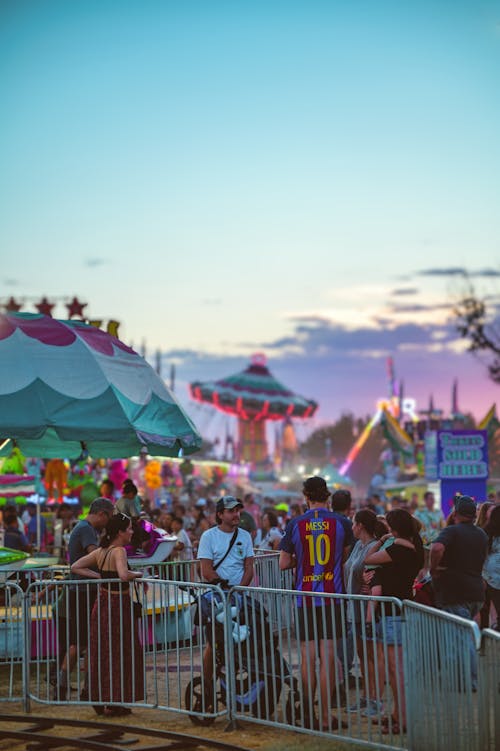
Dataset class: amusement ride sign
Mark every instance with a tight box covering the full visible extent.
[425,429,488,514]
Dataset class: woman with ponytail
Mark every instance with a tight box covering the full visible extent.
[364,509,424,734]
[344,509,383,716]
[71,513,144,716]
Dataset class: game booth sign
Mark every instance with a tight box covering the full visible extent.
[424,429,488,515]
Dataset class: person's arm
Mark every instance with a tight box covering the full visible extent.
[364,535,393,566]
[240,556,254,586]
[199,558,221,584]
[366,583,383,630]
[279,550,296,571]
[271,536,281,551]
[429,542,446,578]
[364,533,393,566]
[112,547,142,581]
[71,549,100,579]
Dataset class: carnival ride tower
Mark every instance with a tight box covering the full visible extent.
[189,354,317,465]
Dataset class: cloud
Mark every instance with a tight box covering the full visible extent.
[162,318,457,369]
[152,316,498,429]
[416,267,500,279]
[84,258,107,268]
[388,302,452,314]
[417,267,467,277]
[390,288,419,296]
[201,298,222,305]
[472,268,500,278]
[3,278,18,286]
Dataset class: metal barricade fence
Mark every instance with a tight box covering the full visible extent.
[226,585,407,748]
[9,571,498,750]
[403,600,482,751]
[128,558,201,583]
[478,628,500,751]
[0,581,26,705]
[128,554,292,591]
[25,577,231,723]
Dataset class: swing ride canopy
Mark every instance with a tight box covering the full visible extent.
[0,312,202,459]
[189,354,318,422]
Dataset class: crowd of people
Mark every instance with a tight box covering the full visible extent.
[2,472,499,727]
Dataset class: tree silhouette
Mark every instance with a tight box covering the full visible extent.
[454,283,500,383]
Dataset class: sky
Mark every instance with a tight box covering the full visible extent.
[1,0,499,442]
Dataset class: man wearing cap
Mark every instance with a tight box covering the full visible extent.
[198,496,254,590]
[279,476,353,731]
[430,495,487,690]
[197,496,254,697]
[430,495,487,618]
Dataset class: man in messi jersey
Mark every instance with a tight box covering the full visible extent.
[279,476,353,730]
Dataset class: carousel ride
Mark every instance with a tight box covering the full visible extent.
[189,353,317,464]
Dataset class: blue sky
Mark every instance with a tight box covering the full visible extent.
[1,0,499,436]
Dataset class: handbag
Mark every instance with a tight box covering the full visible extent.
[133,581,143,619]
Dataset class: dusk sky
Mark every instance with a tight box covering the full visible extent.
[1,1,499,443]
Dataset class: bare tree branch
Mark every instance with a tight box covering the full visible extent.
[454,280,500,383]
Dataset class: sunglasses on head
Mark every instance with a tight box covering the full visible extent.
[115,512,131,523]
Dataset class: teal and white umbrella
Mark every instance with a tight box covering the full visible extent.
[0,312,202,459]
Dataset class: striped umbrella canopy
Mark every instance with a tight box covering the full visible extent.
[0,312,202,459]
[190,353,317,421]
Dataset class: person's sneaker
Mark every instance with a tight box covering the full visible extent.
[347,696,367,712]
[362,699,383,717]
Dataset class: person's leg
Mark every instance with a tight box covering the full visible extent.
[318,638,334,725]
[487,585,500,630]
[386,644,405,729]
[479,588,491,629]
[440,602,480,691]
[201,641,215,710]
[355,632,379,708]
[300,640,317,721]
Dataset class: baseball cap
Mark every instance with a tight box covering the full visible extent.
[216,496,243,514]
[454,495,477,518]
[195,498,207,508]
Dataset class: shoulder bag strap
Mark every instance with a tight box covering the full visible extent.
[213,528,239,570]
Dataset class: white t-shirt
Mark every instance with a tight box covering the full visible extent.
[175,528,193,561]
[197,526,254,585]
[257,526,283,551]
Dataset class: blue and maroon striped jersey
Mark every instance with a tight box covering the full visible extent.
[280,507,353,606]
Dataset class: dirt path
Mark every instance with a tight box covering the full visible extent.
[0,703,362,751]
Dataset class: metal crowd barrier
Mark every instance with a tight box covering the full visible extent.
[128,553,292,591]
[0,581,26,706]
[478,627,500,750]
[227,585,407,748]
[1,565,497,751]
[25,577,230,723]
[403,600,482,751]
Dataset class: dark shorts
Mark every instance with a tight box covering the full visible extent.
[64,585,98,649]
[296,604,344,641]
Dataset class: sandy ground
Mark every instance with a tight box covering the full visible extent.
[0,701,364,751]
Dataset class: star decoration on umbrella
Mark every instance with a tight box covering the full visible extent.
[35,297,55,316]
[66,296,87,318]
[5,296,22,312]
